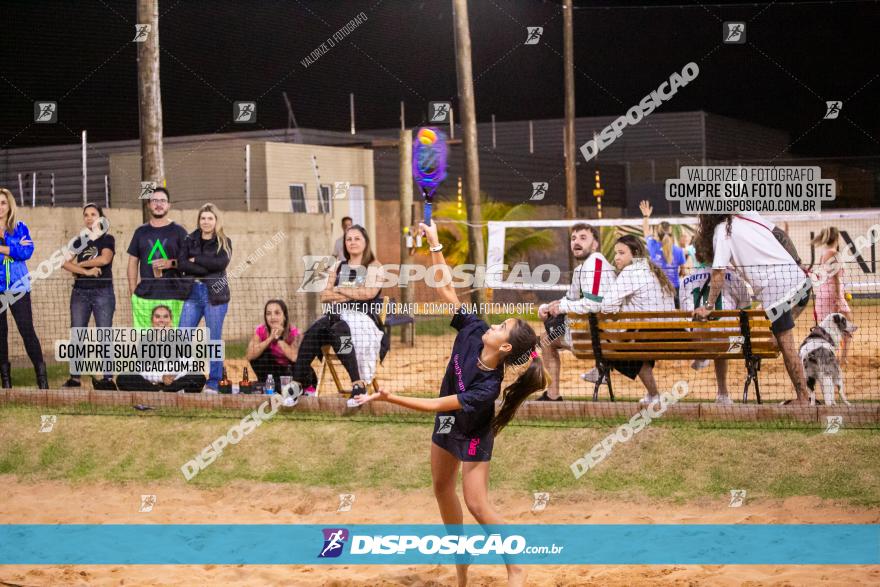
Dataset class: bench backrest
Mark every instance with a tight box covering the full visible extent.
[568,310,779,362]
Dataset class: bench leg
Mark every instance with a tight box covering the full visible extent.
[753,359,762,404]
[742,359,762,405]
[593,364,612,402]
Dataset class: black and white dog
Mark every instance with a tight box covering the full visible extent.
[799,313,858,406]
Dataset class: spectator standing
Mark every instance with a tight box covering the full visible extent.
[693,213,812,403]
[641,200,686,307]
[678,231,696,274]
[811,227,852,363]
[332,216,353,260]
[126,187,189,328]
[177,203,232,392]
[61,203,116,390]
[0,188,47,389]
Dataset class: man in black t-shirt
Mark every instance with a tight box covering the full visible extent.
[126,187,189,328]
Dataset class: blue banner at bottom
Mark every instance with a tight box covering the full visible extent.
[0,524,876,565]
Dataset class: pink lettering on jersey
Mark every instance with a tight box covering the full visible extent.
[453,354,465,392]
[468,437,481,456]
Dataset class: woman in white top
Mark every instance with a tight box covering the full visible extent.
[577,234,676,404]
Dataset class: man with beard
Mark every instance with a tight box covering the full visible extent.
[537,223,616,400]
[126,187,189,328]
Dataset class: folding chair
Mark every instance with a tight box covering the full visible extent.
[316,296,388,396]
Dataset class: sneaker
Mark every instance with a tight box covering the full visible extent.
[580,368,600,383]
[304,386,317,397]
[92,378,117,391]
[691,359,711,371]
[61,378,81,388]
[638,395,661,406]
[351,382,367,398]
[282,382,303,408]
[715,394,734,405]
[536,391,563,402]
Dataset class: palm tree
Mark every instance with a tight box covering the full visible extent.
[428,195,556,267]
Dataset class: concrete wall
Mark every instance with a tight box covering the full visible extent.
[109,141,251,210]
[9,206,331,363]
[109,141,377,242]
[263,142,375,241]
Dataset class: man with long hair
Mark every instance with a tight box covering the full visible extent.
[692,213,811,403]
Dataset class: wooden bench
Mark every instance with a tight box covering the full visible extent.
[317,296,390,396]
[568,309,779,403]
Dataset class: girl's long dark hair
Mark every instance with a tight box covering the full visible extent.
[694,215,732,265]
[263,299,292,342]
[491,319,551,436]
[616,234,675,297]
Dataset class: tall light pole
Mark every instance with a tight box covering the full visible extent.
[137,0,164,221]
[452,0,485,308]
[563,1,577,220]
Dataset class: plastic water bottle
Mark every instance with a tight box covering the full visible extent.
[265,374,275,395]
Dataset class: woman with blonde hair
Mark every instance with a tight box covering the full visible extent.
[811,226,852,362]
[0,188,47,388]
[177,203,232,392]
[641,200,687,307]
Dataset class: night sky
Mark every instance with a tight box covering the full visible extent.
[2,0,878,156]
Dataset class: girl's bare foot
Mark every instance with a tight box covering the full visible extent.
[507,564,528,586]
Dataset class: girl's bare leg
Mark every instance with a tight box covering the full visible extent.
[461,461,527,587]
[432,443,468,587]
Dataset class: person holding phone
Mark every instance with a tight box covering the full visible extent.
[126,187,189,328]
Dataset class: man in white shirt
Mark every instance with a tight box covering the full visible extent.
[332,217,353,260]
[537,224,616,400]
[693,213,811,403]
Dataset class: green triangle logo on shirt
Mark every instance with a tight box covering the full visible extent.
[147,239,168,264]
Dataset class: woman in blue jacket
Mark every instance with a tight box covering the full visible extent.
[0,188,47,389]
[177,203,232,392]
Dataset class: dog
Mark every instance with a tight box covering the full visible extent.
[799,313,858,406]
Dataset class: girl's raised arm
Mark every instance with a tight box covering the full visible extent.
[419,221,459,307]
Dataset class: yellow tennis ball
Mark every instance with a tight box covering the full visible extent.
[845,292,852,301]
[418,128,437,145]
